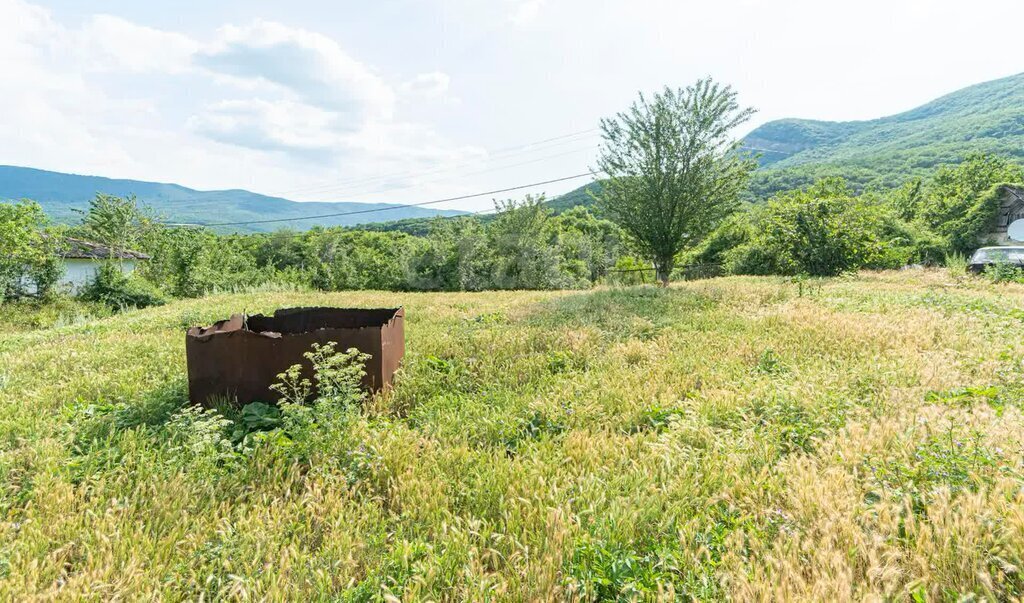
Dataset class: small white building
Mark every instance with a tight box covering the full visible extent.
[60,238,150,292]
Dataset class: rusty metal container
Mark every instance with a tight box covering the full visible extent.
[186,307,404,407]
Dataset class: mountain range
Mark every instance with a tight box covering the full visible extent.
[549,72,1024,209]
[0,165,465,233]
[3,72,1023,230]
[743,71,1024,196]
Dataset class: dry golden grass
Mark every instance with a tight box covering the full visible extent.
[1,270,1023,600]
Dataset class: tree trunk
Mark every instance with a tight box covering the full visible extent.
[654,257,673,287]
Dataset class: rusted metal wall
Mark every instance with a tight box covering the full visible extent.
[186,307,404,407]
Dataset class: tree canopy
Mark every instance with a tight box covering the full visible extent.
[596,79,756,284]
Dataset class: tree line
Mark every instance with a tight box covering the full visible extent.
[0,194,645,306]
[2,77,1023,308]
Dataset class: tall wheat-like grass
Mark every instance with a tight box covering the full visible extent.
[0,272,1022,600]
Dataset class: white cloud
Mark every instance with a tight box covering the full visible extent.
[184,22,474,166]
[400,71,452,99]
[0,1,478,197]
[187,23,468,162]
[508,0,547,25]
[196,20,395,124]
[347,121,483,164]
[188,99,344,159]
[0,0,53,54]
[0,0,136,173]
[79,15,198,73]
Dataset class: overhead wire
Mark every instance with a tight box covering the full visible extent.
[139,128,601,213]
[267,128,600,198]
[171,142,597,214]
[165,172,597,228]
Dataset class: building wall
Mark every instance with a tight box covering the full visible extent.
[985,186,1024,245]
[61,259,138,293]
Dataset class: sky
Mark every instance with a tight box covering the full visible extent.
[2,0,1023,213]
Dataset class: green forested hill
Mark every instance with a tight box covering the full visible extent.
[744,71,1024,196]
[545,181,603,213]
[0,165,464,233]
[544,73,1024,210]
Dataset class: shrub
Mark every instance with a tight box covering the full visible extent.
[686,212,751,267]
[405,218,493,291]
[488,197,573,290]
[78,262,166,310]
[606,256,655,286]
[944,252,969,278]
[255,343,370,465]
[0,296,110,331]
[982,260,1024,283]
[723,240,785,276]
[726,178,914,276]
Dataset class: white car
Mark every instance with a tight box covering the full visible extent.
[968,246,1024,273]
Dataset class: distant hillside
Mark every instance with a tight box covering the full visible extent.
[545,181,603,213]
[0,166,464,233]
[745,72,1024,197]
[542,74,1024,210]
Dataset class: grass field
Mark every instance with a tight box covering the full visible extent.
[1,271,1023,601]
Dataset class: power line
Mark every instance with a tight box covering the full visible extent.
[269,128,600,198]
[171,144,597,214]
[311,146,597,202]
[302,144,598,200]
[166,172,596,228]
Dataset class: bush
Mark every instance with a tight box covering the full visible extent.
[725,178,925,276]
[78,262,166,310]
[487,197,573,290]
[606,256,655,286]
[306,230,419,291]
[944,252,969,278]
[686,212,752,267]
[0,296,110,331]
[404,218,493,291]
[724,241,785,276]
[982,260,1024,284]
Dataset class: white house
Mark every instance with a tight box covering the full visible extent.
[60,238,150,292]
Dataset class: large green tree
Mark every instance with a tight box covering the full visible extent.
[0,200,63,301]
[596,79,756,285]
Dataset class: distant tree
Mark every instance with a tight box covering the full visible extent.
[75,194,152,255]
[309,230,417,291]
[0,200,63,301]
[596,79,757,285]
[724,178,914,276]
[889,178,925,221]
[918,153,1024,254]
[406,217,492,291]
[253,229,311,271]
[551,206,624,284]
[487,195,569,290]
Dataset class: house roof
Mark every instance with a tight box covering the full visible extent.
[62,237,150,260]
